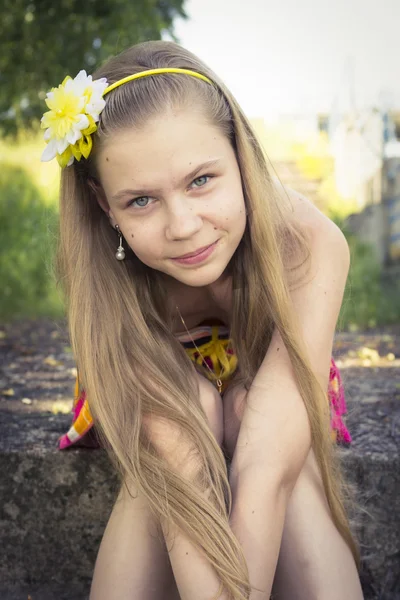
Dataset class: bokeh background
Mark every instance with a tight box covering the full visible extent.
[1,2,399,599]
[1,0,400,327]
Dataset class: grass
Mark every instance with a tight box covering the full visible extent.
[337,221,400,331]
[0,161,64,322]
[0,129,60,207]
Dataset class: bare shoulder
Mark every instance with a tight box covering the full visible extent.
[272,177,339,234]
[271,178,350,265]
[264,180,351,389]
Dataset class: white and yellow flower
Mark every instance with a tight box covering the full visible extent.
[40,70,108,168]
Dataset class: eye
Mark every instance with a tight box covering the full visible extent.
[127,196,152,209]
[190,175,212,188]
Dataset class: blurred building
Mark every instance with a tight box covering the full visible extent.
[328,108,384,208]
[331,108,400,266]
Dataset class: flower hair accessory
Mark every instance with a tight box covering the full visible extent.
[40,67,213,168]
[40,71,108,168]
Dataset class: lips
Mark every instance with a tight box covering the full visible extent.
[174,241,216,259]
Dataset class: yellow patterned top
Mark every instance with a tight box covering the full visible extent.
[173,323,238,394]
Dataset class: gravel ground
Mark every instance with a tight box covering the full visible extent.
[1,317,399,426]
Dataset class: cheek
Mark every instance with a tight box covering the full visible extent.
[225,199,247,236]
[215,185,246,224]
[124,226,172,271]
[123,226,160,260]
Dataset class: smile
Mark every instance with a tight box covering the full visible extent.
[171,240,219,265]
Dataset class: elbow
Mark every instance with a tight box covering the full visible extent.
[229,459,295,504]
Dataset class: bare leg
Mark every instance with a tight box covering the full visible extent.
[271,448,364,600]
[223,383,363,600]
[90,480,180,600]
[90,373,224,600]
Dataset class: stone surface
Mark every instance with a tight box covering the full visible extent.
[0,435,118,599]
[0,320,399,599]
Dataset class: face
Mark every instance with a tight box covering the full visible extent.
[96,107,247,293]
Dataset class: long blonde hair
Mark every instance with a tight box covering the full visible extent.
[56,40,360,599]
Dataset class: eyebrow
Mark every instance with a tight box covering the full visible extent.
[111,158,222,203]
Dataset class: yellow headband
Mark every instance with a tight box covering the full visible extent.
[40,68,213,168]
[103,68,213,95]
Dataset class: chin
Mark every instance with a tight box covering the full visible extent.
[172,264,230,288]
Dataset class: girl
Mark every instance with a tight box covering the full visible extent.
[41,41,363,599]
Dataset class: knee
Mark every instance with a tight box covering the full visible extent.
[196,373,224,448]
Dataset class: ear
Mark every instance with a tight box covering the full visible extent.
[88,177,117,228]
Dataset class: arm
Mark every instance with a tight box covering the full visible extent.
[230,197,350,479]
[160,492,226,600]
[228,195,351,597]
[143,400,228,600]
[224,389,363,599]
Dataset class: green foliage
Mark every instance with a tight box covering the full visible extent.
[338,223,400,331]
[0,0,187,135]
[0,163,64,321]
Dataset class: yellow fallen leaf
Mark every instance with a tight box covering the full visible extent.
[386,353,396,361]
[0,330,6,339]
[357,347,380,362]
[43,356,63,367]
[22,398,32,405]
[2,388,14,396]
[51,401,72,415]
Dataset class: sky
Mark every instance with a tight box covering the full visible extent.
[163,0,400,121]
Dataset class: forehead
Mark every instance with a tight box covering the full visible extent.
[96,109,231,191]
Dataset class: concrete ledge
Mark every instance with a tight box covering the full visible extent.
[0,363,399,599]
[0,411,118,599]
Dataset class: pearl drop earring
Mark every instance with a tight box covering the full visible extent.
[114,224,125,261]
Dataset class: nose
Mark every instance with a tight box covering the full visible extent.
[165,198,203,241]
